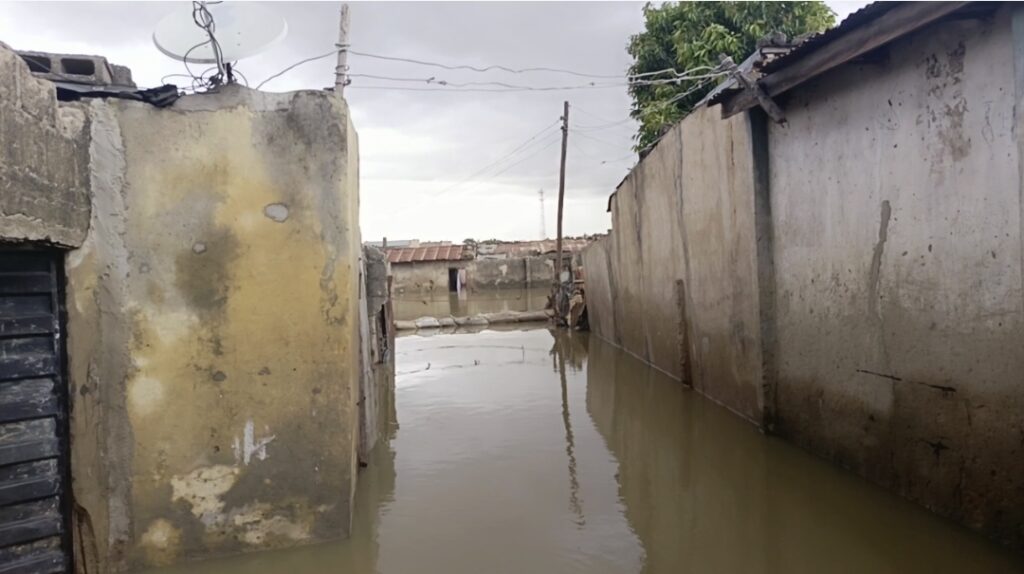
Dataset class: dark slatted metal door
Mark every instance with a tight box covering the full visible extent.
[0,250,70,574]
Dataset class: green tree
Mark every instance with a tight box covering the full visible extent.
[627,1,835,150]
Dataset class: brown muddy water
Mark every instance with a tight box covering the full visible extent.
[148,327,1024,574]
[391,287,550,321]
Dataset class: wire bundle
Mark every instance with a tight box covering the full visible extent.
[162,1,251,93]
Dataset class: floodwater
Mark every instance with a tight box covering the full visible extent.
[391,287,549,321]
[149,327,1024,574]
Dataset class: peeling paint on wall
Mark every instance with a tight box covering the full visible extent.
[233,420,276,466]
[170,465,239,527]
[64,85,364,571]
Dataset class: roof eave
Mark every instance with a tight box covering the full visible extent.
[716,1,972,119]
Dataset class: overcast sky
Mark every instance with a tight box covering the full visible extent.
[0,1,867,243]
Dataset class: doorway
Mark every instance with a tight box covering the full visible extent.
[448,268,459,292]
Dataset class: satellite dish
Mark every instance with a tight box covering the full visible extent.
[153,3,287,63]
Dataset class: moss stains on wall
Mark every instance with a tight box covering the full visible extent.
[67,87,361,571]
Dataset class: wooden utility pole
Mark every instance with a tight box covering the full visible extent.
[335,4,351,95]
[554,101,569,286]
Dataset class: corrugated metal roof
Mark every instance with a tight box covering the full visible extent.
[704,44,795,107]
[758,1,897,75]
[387,244,465,264]
[488,239,590,257]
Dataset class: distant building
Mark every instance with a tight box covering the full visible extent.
[386,238,596,293]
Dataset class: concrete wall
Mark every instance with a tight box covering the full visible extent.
[65,85,363,571]
[359,245,395,461]
[465,255,555,290]
[767,9,1024,547]
[582,104,765,423]
[390,260,464,294]
[0,42,90,247]
[391,255,575,294]
[585,3,1024,549]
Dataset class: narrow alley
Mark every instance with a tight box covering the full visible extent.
[144,326,1024,574]
[4,1,1024,572]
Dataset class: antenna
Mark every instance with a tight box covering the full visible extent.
[538,189,547,240]
[153,3,288,64]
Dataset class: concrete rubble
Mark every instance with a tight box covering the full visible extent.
[395,309,554,332]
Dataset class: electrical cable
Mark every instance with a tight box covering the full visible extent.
[570,129,629,150]
[175,1,233,93]
[479,136,560,182]
[568,140,609,163]
[345,49,723,84]
[388,119,564,218]
[343,72,724,91]
[346,48,629,79]
[572,106,621,125]
[572,118,634,131]
[256,49,338,89]
[428,121,561,197]
[256,44,728,92]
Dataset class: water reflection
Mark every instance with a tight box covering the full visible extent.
[392,287,550,321]
[144,328,1023,574]
[583,335,1023,573]
[554,330,588,528]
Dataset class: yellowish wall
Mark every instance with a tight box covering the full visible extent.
[66,87,361,571]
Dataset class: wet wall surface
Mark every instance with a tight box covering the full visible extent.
[391,287,550,321]
[144,328,1024,573]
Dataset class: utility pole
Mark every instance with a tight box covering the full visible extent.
[538,189,547,240]
[335,3,351,95]
[554,101,569,286]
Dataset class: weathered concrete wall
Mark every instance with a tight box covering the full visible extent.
[465,256,555,290]
[392,255,564,293]
[582,104,765,423]
[0,42,90,246]
[358,245,395,462]
[767,9,1024,547]
[582,2,1024,550]
[390,260,464,294]
[65,85,362,571]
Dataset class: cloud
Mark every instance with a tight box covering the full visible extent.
[0,1,864,242]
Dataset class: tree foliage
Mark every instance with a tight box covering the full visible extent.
[627,2,835,150]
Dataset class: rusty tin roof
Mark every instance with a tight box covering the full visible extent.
[386,244,465,264]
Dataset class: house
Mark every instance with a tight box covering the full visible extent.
[0,43,392,572]
[385,238,594,293]
[584,1,1024,549]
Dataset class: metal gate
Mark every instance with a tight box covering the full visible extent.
[0,250,71,573]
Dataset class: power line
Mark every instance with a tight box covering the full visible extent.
[342,72,725,92]
[570,129,629,150]
[568,140,637,167]
[428,120,561,197]
[480,137,560,182]
[347,73,638,90]
[347,84,623,93]
[255,44,728,91]
[572,106,621,125]
[387,121,561,218]
[391,136,560,217]
[347,49,725,84]
[389,120,564,218]
[256,49,337,89]
[346,48,628,79]
[573,118,634,131]
[568,140,609,163]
